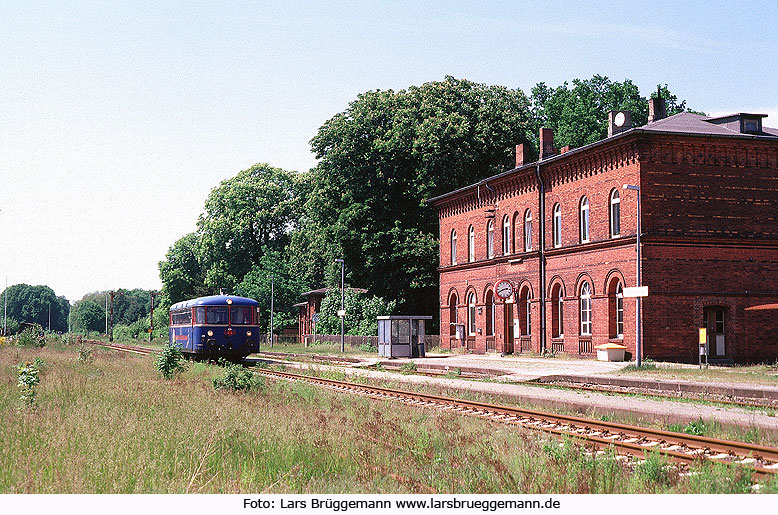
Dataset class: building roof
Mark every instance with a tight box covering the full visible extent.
[429,112,778,206]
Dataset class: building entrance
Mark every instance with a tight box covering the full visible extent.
[704,307,726,358]
[504,302,514,354]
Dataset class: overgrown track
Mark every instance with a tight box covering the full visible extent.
[85,340,155,357]
[255,368,778,478]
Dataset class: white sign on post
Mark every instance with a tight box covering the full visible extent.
[623,286,649,298]
[337,309,346,317]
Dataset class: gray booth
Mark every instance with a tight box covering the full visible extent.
[377,315,432,358]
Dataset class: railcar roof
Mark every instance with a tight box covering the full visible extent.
[170,295,259,310]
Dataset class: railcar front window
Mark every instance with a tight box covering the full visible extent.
[195,307,206,324]
[207,306,229,324]
[230,306,253,325]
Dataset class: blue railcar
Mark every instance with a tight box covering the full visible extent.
[169,295,260,360]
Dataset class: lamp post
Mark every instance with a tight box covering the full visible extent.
[335,258,345,353]
[267,275,274,348]
[623,184,642,367]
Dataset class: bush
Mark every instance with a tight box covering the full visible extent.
[154,344,185,380]
[77,344,94,364]
[14,326,46,347]
[212,359,265,392]
[16,358,44,407]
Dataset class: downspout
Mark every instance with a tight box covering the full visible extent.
[535,163,547,354]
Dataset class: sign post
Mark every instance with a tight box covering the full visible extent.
[698,327,707,369]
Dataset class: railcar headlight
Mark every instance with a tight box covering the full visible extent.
[207,330,214,337]
[246,331,252,337]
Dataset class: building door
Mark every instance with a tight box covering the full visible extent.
[504,302,514,354]
[704,307,726,357]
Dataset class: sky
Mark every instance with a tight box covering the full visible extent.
[1,0,777,302]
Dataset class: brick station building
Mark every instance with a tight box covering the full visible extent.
[431,98,778,363]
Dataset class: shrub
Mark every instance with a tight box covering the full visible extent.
[359,341,377,353]
[16,358,44,407]
[212,359,265,392]
[154,344,185,380]
[77,344,94,364]
[14,326,46,347]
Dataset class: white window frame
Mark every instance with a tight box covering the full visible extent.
[467,292,476,336]
[524,210,532,251]
[468,225,475,262]
[553,203,561,248]
[610,189,621,238]
[487,220,494,259]
[580,196,590,243]
[615,283,624,339]
[450,229,457,265]
[502,215,510,255]
[580,282,592,336]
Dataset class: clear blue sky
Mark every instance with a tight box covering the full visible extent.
[1,0,776,302]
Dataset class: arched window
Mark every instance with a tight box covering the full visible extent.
[467,292,476,336]
[512,212,521,253]
[553,203,562,248]
[524,210,532,251]
[468,225,475,262]
[551,283,564,338]
[609,280,624,339]
[609,189,621,238]
[450,229,457,265]
[487,220,494,259]
[579,196,590,243]
[448,292,458,336]
[502,215,510,255]
[580,282,592,336]
[485,290,494,336]
[519,286,531,336]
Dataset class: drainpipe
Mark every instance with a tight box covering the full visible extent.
[535,163,547,354]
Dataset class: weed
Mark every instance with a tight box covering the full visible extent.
[77,344,94,365]
[154,344,185,380]
[683,418,708,436]
[400,362,417,374]
[16,357,44,408]
[444,367,462,378]
[359,342,377,353]
[212,359,265,392]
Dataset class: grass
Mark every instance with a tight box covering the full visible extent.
[617,361,778,385]
[2,344,778,494]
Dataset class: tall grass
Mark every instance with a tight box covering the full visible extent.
[0,344,776,493]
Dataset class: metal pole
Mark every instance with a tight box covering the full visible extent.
[636,188,643,367]
[3,276,6,336]
[109,291,114,342]
[268,275,274,348]
[335,259,345,352]
[48,304,51,332]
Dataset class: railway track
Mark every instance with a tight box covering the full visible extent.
[254,367,778,478]
[85,340,156,356]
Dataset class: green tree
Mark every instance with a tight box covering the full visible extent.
[298,77,533,319]
[316,288,395,336]
[235,247,310,334]
[0,284,69,332]
[75,300,105,333]
[158,233,208,304]
[196,163,304,294]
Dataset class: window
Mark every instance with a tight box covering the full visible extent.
[553,203,561,248]
[502,215,510,255]
[467,292,476,336]
[468,225,475,262]
[206,306,229,324]
[171,309,192,326]
[512,212,521,253]
[450,229,457,265]
[195,307,206,324]
[551,283,564,338]
[487,220,494,259]
[519,287,531,336]
[524,210,532,251]
[485,290,494,336]
[609,190,621,238]
[580,282,592,336]
[579,196,590,243]
[608,280,623,339]
[448,293,458,335]
[230,306,253,325]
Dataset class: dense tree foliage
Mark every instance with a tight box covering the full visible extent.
[295,76,534,317]
[529,77,699,150]
[0,284,69,333]
[316,288,396,337]
[69,289,163,334]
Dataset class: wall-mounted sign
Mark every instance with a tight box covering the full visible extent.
[623,286,649,298]
[494,279,514,300]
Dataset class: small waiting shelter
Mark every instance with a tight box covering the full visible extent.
[377,315,432,358]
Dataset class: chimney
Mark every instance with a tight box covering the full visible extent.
[607,110,632,137]
[539,128,555,160]
[515,144,528,167]
[648,95,667,123]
